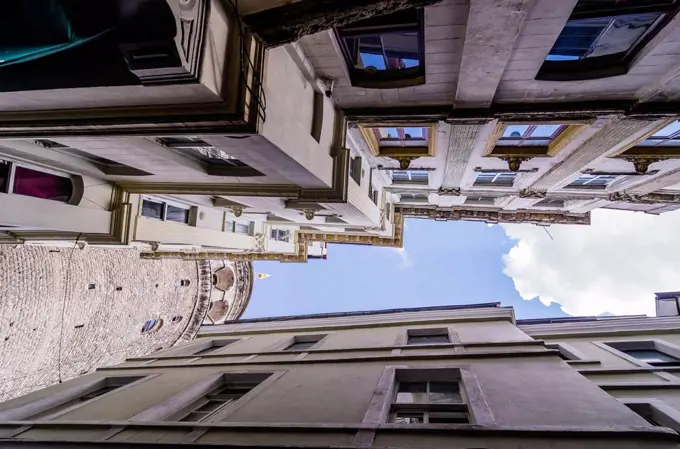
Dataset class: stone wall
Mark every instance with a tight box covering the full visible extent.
[0,246,204,401]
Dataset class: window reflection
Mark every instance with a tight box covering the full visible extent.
[13,166,72,202]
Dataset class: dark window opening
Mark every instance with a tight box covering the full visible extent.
[166,205,190,224]
[87,283,96,290]
[141,319,161,333]
[335,9,425,88]
[391,375,468,424]
[407,328,451,345]
[180,279,191,286]
[141,198,190,224]
[465,196,497,206]
[350,156,362,185]
[311,91,324,143]
[171,316,183,323]
[534,198,566,208]
[285,334,326,351]
[158,137,264,177]
[567,174,617,189]
[474,172,517,187]
[192,339,237,356]
[0,1,177,92]
[537,0,679,80]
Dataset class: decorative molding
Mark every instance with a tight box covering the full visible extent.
[397,207,591,225]
[229,206,244,217]
[499,156,532,171]
[583,169,660,176]
[624,157,667,174]
[299,209,318,220]
[519,190,548,199]
[389,156,420,169]
[474,167,538,173]
[242,0,443,47]
[438,188,461,196]
[377,166,436,171]
[608,191,680,204]
[140,212,405,262]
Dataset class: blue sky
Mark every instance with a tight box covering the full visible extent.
[244,219,569,320]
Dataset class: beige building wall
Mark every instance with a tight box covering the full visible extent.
[0,304,679,448]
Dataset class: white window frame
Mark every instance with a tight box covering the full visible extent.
[567,174,618,188]
[141,196,190,224]
[391,170,429,184]
[473,172,518,186]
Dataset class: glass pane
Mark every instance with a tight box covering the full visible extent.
[12,166,72,202]
[378,128,400,140]
[658,139,680,147]
[0,161,9,193]
[408,335,449,345]
[548,17,612,59]
[393,412,424,423]
[382,32,420,69]
[502,125,530,138]
[142,200,164,219]
[429,412,469,424]
[588,13,662,58]
[626,350,679,363]
[360,50,386,70]
[396,382,427,403]
[410,171,429,181]
[235,223,250,234]
[531,125,562,138]
[430,382,462,403]
[403,127,424,139]
[166,205,189,223]
[652,120,680,137]
[225,220,235,232]
[637,139,659,146]
[392,171,410,181]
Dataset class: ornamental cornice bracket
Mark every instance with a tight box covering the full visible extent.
[389,156,419,169]
[299,209,319,220]
[519,189,547,199]
[499,156,532,172]
[608,192,647,203]
[624,157,666,174]
[229,206,244,217]
[438,188,461,196]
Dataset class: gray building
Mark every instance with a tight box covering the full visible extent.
[2,295,680,447]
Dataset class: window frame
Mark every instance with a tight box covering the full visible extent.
[270,228,292,243]
[406,328,453,346]
[621,398,680,433]
[565,173,618,189]
[597,340,680,368]
[536,1,680,81]
[140,197,191,224]
[130,371,285,423]
[391,170,429,185]
[334,8,426,89]
[473,171,518,187]
[399,193,429,203]
[278,334,329,352]
[361,366,494,427]
[0,375,155,421]
[0,159,82,205]
[190,339,240,357]
[156,137,264,177]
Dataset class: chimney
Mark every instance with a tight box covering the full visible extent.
[655,292,680,317]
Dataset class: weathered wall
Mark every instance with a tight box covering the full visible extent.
[0,247,202,401]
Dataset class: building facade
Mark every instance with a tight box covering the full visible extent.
[3,0,680,262]
[2,297,680,447]
[0,246,253,401]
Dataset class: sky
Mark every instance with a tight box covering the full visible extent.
[244,209,680,320]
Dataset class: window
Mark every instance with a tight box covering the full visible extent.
[225,219,252,235]
[465,196,497,206]
[567,174,617,188]
[400,193,428,202]
[391,170,429,184]
[285,334,326,351]
[537,0,678,80]
[374,127,429,149]
[1,163,74,203]
[141,199,190,224]
[141,319,162,333]
[335,9,425,88]
[534,198,566,208]
[193,340,238,356]
[158,137,264,177]
[407,328,450,345]
[474,172,517,186]
[638,120,680,147]
[624,399,680,432]
[391,370,468,424]
[350,156,362,185]
[271,228,291,242]
[176,379,263,422]
[311,91,324,143]
[604,341,680,367]
[24,376,145,420]
[35,140,152,176]
[498,125,568,147]
[171,316,183,323]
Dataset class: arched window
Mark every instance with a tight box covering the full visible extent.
[180,279,191,287]
[171,316,183,323]
[141,319,163,333]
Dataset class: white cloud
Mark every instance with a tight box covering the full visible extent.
[390,247,414,269]
[500,209,680,317]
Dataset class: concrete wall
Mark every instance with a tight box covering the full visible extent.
[2,307,679,447]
